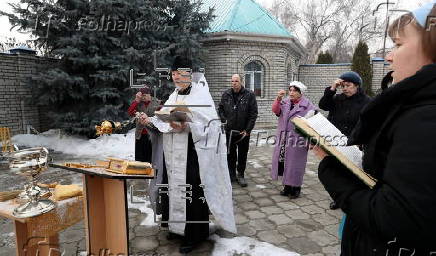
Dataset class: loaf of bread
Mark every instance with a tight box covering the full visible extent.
[54,184,83,201]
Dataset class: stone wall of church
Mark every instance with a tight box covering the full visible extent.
[202,39,302,128]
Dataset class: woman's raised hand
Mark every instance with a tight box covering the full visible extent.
[277,90,286,100]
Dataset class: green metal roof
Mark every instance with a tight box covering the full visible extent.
[200,0,292,37]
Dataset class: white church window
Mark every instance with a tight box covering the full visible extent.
[244,61,263,97]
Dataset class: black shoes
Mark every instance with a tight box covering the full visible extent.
[237,174,247,187]
[167,233,195,253]
[230,175,236,182]
[329,201,339,210]
[280,186,301,199]
[289,186,301,199]
[179,239,207,253]
[179,242,195,254]
[280,185,292,196]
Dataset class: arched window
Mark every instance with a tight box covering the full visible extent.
[288,71,297,83]
[244,61,263,97]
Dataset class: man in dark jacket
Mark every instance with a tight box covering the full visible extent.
[218,74,258,187]
[318,71,371,209]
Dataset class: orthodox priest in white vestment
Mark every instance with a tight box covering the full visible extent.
[150,56,236,253]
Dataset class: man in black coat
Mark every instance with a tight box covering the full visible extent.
[218,74,258,187]
[319,71,371,209]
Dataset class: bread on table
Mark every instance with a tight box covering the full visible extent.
[54,184,83,201]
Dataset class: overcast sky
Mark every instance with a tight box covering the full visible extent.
[0,0,432,49]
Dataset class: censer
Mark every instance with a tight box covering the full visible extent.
[95,120,123,136]
[95,112,147,136]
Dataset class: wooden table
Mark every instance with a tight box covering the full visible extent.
[50,163,154,256]
[0,196,83,256]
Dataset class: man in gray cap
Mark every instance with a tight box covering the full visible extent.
[318,71,371,209]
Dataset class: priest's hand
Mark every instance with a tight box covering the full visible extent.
[170,121,187,132]
[138,113,150,125]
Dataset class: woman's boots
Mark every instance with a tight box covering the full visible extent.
[280,185,301,199]
[280,185,293,196]
[289,186,301,199]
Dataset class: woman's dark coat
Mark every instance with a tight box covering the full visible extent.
[319,86,371,136]
[318,64,436,255]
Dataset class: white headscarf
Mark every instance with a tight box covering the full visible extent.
[289,81,307,94]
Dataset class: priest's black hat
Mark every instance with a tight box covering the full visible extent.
[171,55,193,71]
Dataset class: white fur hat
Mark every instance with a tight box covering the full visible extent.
[289,81,307,94]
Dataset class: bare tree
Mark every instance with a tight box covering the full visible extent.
[0,37,19,52]
[269,0,383,63]
[269,0,298,33]
[327,0,379,62]
[270,0,348,63]
[0,36,52,56]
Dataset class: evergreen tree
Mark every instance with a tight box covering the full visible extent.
[2,0,213,137]
[316,51,325,63]
[316,51,333,64]
[351,41,373,96]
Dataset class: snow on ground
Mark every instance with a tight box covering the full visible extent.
[10,130,300,256]
[12,129,136,160]
[210,235,299,256]
[128,194,158,226]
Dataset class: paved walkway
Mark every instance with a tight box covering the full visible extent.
[0,137,342,256]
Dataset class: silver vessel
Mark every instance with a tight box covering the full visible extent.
[8,147,55,218]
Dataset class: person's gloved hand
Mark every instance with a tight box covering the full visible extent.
[318,155,368,211]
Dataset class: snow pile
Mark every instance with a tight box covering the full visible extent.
[12,129,135,160]
[210,235,299,256]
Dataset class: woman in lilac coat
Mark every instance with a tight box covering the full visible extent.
[271,81,317,198]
